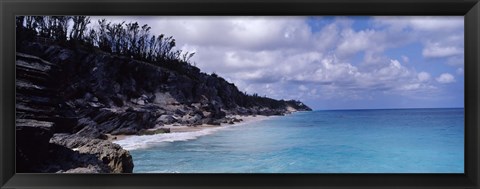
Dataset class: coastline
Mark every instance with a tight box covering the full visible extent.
[110,115,275,149]
[163,115,272,133]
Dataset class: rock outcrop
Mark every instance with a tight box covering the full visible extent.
[50,134,134,173]
[16,119,54,172]
[16,52,133,173]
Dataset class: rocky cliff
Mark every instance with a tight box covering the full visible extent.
[16,41,312,173]
[16,52,133,173]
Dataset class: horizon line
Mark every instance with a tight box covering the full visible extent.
[312,107,464,111]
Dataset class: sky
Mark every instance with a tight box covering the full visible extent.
[89,16,464,110]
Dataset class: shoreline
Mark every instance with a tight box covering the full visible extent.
[109,114,274,143]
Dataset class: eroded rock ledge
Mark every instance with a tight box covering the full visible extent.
[16,52,134,173]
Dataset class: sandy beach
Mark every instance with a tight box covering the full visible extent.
[164,115,271,132]
[109,115,273,142]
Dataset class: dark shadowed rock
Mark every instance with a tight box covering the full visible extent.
[50,134,134,173]
[44,143,109,173]
[157,114,177,124]
[86,108,157,135]
[175,108,186,116]
[180,113,203,125]
[138,128,171,135]
[75,125,108,140]
[63,166,104,173]
[16,119,54,172]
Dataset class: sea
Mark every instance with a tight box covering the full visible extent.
[114,108,464,173]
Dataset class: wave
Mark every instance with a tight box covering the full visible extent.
[113,127,225,150]
[113,117,271,151]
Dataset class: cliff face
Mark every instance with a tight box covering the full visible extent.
[18,42,311,133]
[16,52,59,172]
[16,51,133,173]
[16,42,311,173]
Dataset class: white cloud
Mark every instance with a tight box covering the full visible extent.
[399,83,421,91]
[373,16,463,32]
[375,59,410,80]
[373,16,464,61]
[422,42,463,58]
[409,16,464,31]
[313,22,340,51]
[418,72,431,82]
[298,85,308,91]
[446,55,464,66]
[336,29,378,57]
[456,68,464,75]
[436,73,456,84]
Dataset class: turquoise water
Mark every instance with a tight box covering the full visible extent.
[115,108,464,173]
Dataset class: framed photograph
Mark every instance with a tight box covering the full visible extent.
[1,0,479,188]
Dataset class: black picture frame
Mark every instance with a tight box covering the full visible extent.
[1,0,479,188]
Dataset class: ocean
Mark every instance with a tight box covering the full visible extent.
[114,108,464,173]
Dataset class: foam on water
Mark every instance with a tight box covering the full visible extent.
[114,126,225,150]
[114,117,270,150]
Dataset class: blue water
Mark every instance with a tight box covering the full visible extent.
[116,108,464,173]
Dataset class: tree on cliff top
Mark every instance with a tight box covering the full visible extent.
[16,16,196,68]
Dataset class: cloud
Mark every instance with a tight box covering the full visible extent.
[232,69,283,84]
[298,85,308,91]
[409,16,464,31]
[456,68,464,75]
[436,73,456,84]
[86,16,463,109]
[372,16,463,33]
[287,57,433,98]
[336,29,378,57]
[402,55,410,63]
[446,55,465,66]
[373,16,464,60]
[422,42,463,58]
[417,72,431,82]
[312,22,341,51]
